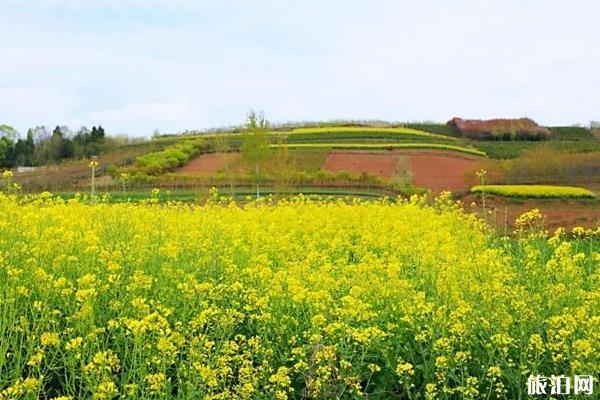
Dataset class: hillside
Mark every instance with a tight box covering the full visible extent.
[4,120,600,229]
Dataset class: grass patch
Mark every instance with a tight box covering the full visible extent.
[471,184,596,199]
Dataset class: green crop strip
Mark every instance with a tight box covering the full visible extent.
[271,143,486,156]
[471,184,596,198]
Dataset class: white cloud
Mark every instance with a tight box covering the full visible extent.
[0,87,74,133]
[1,0,599,134]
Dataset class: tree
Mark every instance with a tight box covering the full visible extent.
[91,125,105,141]
[241,111,271,199]
[273,133,293,193]
[31,126,50,144]
[0,125,17,167]
[0,137,14,168]
[213,133,234,194]
[0,125,17,141]
[74,127,92,158]
[47,125,74,162]
[14,129,35,166]
[25,130,35,157]
[13,138,28,166]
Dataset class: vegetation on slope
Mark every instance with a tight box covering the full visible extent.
[6,117,600,193]
[495,147,600,186]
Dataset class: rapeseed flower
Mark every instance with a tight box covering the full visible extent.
[0,193,596,398]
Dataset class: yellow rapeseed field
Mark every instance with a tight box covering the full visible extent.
[0,192,598,399]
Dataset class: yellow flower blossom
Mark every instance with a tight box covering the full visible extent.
[0,193,595,398]
[40,332,60,347]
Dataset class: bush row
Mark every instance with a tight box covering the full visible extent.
[127,139,209,175]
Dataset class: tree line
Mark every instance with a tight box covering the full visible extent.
[0,124,106,168]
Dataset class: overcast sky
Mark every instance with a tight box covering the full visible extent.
[1,0,599,136]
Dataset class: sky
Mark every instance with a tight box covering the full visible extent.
[1,0,599,137]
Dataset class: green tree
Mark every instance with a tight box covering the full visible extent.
[13,138,27,166]
[241,111,270,199]
[213,133,234,194]
[0,137,14,168]
[0,125,17,167]
[73,127,92,158]
[90,125,105,143]
[25,130,35,161]
[0,125,17,141]
[48,126,74,162]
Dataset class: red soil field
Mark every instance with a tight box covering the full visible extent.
[176,153,239,175]
[322,150,401,179]
[463,195,600,231]
[322,150,483,193]
[410,152,481,194]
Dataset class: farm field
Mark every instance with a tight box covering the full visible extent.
[0,193,598,399]
[176,153,240,176]
[322,151,404,180]
[410,152,480,194]
[319,150,482,194]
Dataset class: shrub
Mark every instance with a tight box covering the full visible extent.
[448,117,551,140]
[132,139,208,175]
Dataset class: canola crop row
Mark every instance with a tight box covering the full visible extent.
[287,127,454,140]
[0,193,597,399]
[471,184,596,199]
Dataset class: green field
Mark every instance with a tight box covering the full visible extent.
[52,187,401,203]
